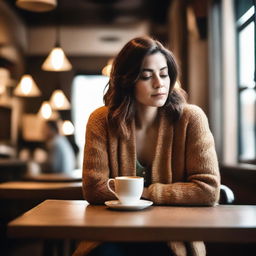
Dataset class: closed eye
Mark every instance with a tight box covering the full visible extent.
[140,76,152,80]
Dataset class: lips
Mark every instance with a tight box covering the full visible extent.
[151,93,166,97]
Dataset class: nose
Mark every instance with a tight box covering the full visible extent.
[153,74,163,89]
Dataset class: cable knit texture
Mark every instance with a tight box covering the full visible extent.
[75,104,220,256]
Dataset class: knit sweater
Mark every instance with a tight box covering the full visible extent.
[77,104,220,256]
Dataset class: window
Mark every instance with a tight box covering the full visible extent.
[71,75,109,167]
[236,1,255,161]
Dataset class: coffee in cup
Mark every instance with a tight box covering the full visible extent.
[107,176,144,205]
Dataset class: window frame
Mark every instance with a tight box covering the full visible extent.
[236,1,256,163]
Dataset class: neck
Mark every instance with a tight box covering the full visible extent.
[135,104,159,129]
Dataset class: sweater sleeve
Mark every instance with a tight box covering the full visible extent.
[148,106,220,206]
[82,108,116,204]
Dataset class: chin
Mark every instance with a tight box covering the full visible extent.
[152,100,167,107]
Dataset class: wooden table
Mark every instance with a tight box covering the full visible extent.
[0,181,83,200]
[1,185,83,256]
[23,169,82,183]
[0,159,27,182]
[7,200,256,242]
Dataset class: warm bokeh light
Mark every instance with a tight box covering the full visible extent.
[16,0,57,12]
[174,80,181,88]
[102,58,113,77]
[102,64,112,76]
[49,89,70,110]
[13,74,41,97]
[0,85,6,95]
[62,120,75,135]
[38,101,52,119]
[42,47,72,71]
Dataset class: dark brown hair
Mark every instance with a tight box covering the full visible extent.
[104,36,186,138]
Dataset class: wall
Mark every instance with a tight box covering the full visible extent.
[26,23,149,56]
[22,21,150,114]
[168,0,209,115]
[0,2,27,149]
[187,7,209,115]
[24,55,110,114]
[0,1,26,77]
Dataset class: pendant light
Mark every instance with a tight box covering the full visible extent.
[42,26,72,71]
[102,58,113,77]
[49,89,70,110]
[16,0,57,12]
[13,74,41,97]
[38,101,60,120]
[38,101,52,119]
[61,120,74,135]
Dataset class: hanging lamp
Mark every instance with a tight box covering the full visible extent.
[61,120,74,135]
[38,101,60,120]
[16,0,57,12]
[42,26,72,71]
[38,101,52,119]
[13,74,41,97]
[49,89,70,110]
[102,58,113,77]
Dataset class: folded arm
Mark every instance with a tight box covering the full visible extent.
[82,109,116,204]
[147,107,220,206]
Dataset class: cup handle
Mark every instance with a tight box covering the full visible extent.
[107,178,118,199]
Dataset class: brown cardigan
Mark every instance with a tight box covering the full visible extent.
[76,104,220,256]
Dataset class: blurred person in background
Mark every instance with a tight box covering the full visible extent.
[43,120,76,173]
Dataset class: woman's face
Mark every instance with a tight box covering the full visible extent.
[135,52,170,108]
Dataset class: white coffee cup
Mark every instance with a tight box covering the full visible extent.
[107,176,144,205]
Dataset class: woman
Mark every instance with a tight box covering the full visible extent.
[75,36,220,256]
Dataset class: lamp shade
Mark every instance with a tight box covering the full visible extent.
[42,47,72,71]
[16,0,57,12]
[61,120,74,135]
[102,58,113,77]
[38,101,60,120]
[38,101,52,119]
[49,89,70,110]
[13,74,41,97]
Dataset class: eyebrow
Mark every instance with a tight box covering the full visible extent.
[142,67,168,72]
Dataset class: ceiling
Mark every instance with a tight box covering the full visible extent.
[6,0,171,27]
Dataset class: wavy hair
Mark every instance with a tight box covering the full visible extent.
[104,36,186,139]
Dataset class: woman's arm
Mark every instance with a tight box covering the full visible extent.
[147,106,220,206]
[82,108,116,204]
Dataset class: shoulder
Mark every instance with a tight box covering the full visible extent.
[88,106,108,124]
[89,106,108,119]
[86,106,109,131]
[178,104,210,130]
[54,135,69,147]
[182,104,208,121]
[178,104,210,138]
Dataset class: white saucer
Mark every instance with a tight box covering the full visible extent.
[105,199,153,211]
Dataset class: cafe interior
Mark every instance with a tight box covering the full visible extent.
[0,0,256,255]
